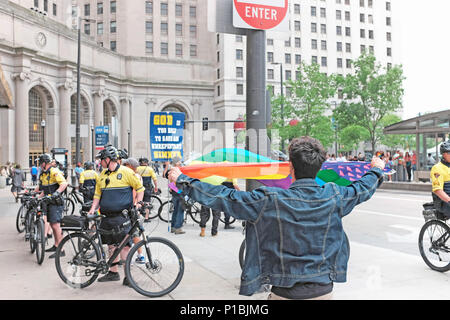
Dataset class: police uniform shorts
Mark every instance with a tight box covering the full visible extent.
[11,185,23,193]
[99,215,132,247]
[47,204,64,223]
[143,186,153,202]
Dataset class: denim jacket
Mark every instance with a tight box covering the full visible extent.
[176,167,384,296]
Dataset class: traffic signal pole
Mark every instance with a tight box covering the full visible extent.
[246,29,269,191]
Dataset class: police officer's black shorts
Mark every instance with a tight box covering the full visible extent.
[143,186,153,202]
[47,204,64,223]
[99,215,132,247]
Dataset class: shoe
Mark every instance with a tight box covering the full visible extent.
[123,277,131,287]
[174,228,185,235]
[199,228,205,237]
[224,224,235,230]
[45,246,57,252]
[98,271,120,282]
[171,227,176,233]
[49,250,64,259]
[212,231,218,237]
[135,255,145,264]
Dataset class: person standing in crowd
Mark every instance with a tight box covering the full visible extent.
[404,152,412,182]
[30,163,38,186]
[220,178,239,230]
[169,136,385,300]
[199,205,220,237]
[164,157,185,235]
[11,164,25,202]
[74,162,84,185]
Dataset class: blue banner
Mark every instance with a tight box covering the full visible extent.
[95,126,109,149]
[150,112,185,161]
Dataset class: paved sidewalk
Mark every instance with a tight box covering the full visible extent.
[0,186,449,300]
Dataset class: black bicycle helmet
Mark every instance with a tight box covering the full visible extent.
[84,161,94,170]
[118,148,129,160]
[441,140,450,154]
[96,145,119,161]
[139,157,149,165]
[38,153,52,165]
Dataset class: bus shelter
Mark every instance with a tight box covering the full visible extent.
[383,109,450,181]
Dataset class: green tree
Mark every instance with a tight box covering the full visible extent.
[270,62,337,148]
[339,125,370,153]
[335,53,405,153]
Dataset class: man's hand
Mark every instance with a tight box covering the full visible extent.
[371,156,385,170]
[168,167,182,183]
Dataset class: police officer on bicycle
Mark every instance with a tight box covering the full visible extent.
[36,153,68,258]
[88,145,144,285]
[431,140,450,216]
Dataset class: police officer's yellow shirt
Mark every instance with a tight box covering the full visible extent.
[431,162,450,195]
[79,169,98,188]
[136,165,157,187]
[39,167,66,195]
[94,165,144,214]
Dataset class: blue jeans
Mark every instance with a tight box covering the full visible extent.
[171,194,184,229]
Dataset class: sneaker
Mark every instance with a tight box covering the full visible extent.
[224,224,235,230]
[49,250,64,259]
[45,245,57,252]
[174,228,185,235]
[98,271,120,282]
[212,231,218,237]
[135,255,145,264]
[122,277,131,287]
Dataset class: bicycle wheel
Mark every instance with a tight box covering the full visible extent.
[219,212,236,225]
[125,237,184,298]
[188,203,202,225]
[147,195,163,220]
[35,218,46,265]
[63,197,75,216]
[55,232,102,288]
[238,239,246,270]
[29,214,36,253]
[419,219,450,272]
[158,201,173,223]
[16,204,26,233]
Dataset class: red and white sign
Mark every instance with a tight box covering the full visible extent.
[233,0,289,31]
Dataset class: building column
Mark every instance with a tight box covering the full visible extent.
[120,96,131,151]
[58,80,73,161]
[13,72,32,169]
[93,88,105,127]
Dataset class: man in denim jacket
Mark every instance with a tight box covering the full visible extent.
[169,137,385,299]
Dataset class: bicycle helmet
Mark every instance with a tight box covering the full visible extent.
[84,161,94,170]
[440,140,450,155]
[118,148,129,160]
[38,153,52,165]
[96,145,119,161]
[139,157,149,165]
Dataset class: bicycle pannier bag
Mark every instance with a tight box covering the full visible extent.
[61,215,88,231]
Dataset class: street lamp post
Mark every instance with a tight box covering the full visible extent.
[271,62,284,153]
[40,120,46,154]
[76,16,95,166]
[91,125,94,162]
[331,101,338,156]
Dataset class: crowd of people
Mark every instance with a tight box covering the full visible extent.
[324,150,419,182]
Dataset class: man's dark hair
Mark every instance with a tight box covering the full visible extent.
[288,136,326,179]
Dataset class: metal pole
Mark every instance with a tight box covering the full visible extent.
[280,63,284,153]
[91,127,94,162]
[245,29,267,191]
[75,18,81,166]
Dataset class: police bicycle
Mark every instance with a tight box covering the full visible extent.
[54,204,184,298]
[25,195,53,264]
[418,202,450,272]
